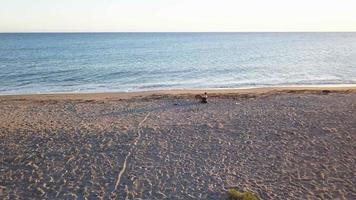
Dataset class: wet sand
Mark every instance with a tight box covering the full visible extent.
[0,87,356,199]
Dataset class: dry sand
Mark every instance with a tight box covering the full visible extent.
[0,87,356,199]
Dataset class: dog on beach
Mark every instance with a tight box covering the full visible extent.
[195,92,208,103]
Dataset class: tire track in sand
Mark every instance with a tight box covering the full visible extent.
[112,113,150,197]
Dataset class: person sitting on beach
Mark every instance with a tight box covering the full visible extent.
[201,92,208,103]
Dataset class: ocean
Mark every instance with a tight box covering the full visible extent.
[0,32,355,95]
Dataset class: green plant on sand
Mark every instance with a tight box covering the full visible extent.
[227,189,257,200]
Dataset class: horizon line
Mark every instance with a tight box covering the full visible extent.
[1,31,356,34]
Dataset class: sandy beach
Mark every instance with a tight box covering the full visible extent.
[0,87,355,199]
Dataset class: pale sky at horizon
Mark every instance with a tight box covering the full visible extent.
[1,0,356,32]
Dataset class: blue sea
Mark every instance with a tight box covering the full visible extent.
[0,33,355,95]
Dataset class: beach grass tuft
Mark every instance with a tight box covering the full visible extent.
[227,189,257,200]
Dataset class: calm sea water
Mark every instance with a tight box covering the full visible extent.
[0,33,355,95]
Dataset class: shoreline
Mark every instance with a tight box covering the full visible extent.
[1,85,356,101]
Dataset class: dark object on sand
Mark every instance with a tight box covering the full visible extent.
[195,92,208,103]
[322,90,331,95]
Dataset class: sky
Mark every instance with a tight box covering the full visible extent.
[0,0,356,32]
